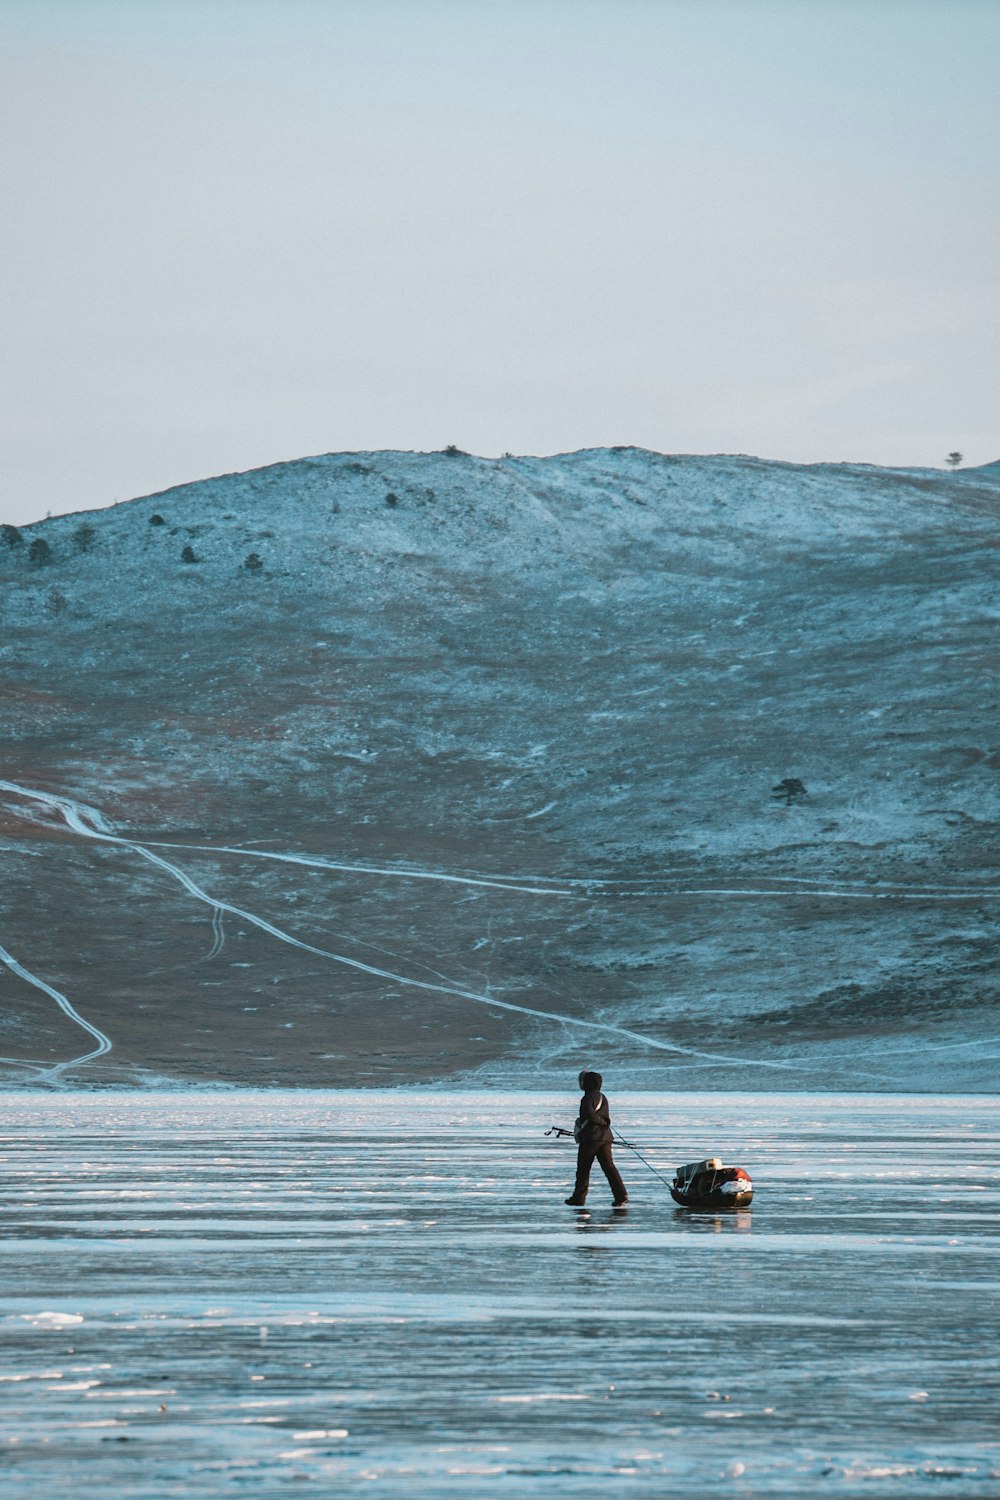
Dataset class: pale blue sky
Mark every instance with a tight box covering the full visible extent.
[1,0,997,524]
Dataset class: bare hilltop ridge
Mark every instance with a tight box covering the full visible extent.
[1,447,998,1090]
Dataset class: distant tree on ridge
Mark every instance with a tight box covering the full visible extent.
[946,451,963,469]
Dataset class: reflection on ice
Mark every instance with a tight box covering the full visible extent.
[18,1312,83,1327]
[0,1090,997,1497]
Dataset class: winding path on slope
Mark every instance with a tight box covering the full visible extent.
[1,777,994,1084]
[1,780,813,1081]
[0,940,112,1082]
[63,834,1000,903]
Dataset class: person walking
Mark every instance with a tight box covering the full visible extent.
[565,1069,628,1206]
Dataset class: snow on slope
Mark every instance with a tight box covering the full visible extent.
[1,449,998,1089]
[7,447,995,567]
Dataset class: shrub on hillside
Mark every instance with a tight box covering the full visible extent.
[243,553,263,572]
[772,777,807,806]
[28,537,52,566]
[385,492,399,508]
[73,522,96,553]
[2,523,23,548]
[181,544,198,564]
[149,513,166,526]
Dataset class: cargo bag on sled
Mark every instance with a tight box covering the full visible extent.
[670,1157,753,1208]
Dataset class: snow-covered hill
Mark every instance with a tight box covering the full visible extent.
[1,448,997,1089]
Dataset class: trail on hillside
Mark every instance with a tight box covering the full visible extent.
[205,906,226,961]
[0,940,112,1081]
[2,777,993,1085]
[125,836,578,897]
[0,778,869,1083]
[25,817,997,903]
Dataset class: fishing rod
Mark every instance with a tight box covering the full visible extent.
[545,1123,675,1192]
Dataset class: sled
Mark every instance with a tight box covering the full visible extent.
[670,1157,753,1209]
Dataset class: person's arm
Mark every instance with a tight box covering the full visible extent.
[579,1090,604,1127]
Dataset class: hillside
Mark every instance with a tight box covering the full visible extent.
[1,447,997,1089]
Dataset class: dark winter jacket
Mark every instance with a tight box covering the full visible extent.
[576,1082,613,1149]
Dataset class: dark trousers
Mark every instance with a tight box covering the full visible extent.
[573,1142,626,1203]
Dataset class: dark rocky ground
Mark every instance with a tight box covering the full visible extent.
[1,448,997,1088]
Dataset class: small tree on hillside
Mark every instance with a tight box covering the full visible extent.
[946,451,963,469]
[772,777,807,806]
[73,522,96,552]
[2,523,23,548]
[28,537,52,566]
[181,544,198,564]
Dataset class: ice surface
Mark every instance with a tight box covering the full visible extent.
[1,1090,998,1497]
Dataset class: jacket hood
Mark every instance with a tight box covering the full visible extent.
[579,1070,603,1092]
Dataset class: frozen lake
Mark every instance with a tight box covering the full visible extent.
[1,1091,998,1497]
